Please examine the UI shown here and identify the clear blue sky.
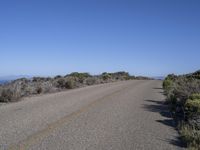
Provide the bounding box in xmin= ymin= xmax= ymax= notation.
xmin=0 ymin=0 xmax=200 ymax=77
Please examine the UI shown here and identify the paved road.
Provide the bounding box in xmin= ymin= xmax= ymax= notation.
xmin=0 ymin=80 xmax=184 ymax=150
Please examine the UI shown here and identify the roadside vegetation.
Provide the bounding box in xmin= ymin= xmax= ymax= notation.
xmin=163 ymin=70 xmax=200 ymax=149
xmin=0 ymin=71 xmax=151 ymax=103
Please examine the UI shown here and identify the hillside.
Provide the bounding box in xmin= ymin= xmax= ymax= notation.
xmin=0 ymin=72 xmax=151 ymax=103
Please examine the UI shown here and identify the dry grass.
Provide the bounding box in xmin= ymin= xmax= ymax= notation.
xmin=0 ymin=71 xmax=140 ymax=103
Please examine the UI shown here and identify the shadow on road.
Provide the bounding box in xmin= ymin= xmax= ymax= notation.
xmin=144 ymin=99 xmax=172 ymax=119
xmin=153 ymin=87 xmax=163 ymax=90
xmin=142 ymin=87 xmax=186 ymax=148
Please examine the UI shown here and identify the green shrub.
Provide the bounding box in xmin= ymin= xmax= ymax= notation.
xmin=189 ymin=94 xmax=200 ymax=100
xmin=163 ymin=77 xmax=200 ymax=106
xmin=165 ymin=74 xmax=177 ymax=81
xmin=67 ymin=72 xmax=91 ymax=78
xmin=163 ymin=79 xmax=173 ymax=91
xmin=110 ymin=72 xmax=130 ymax=80
xmin=36 ymin=87 xmax=43 ymax=94
xmin=56 ymin=78 xmax=75 ymax=89
xmin=101 ymin=71 xmax=132 ymax=81
xmin=192 ymin=70 xmax=200 ymax=79
xmin=130 ymin=75 xmax=136 ymax=79
xmin=0 ymin=89 xmax=13 ymax=102
xmin=33 ymin=77 xmax=48 ymax=82
xmin=85 ymin=77 xmax=98 ymax=85
xmin=180 ymin=124 xmax=200 ymax=150
xmin=102 ymin=73 xmax=111 ymax=80
xmin=56 ymin=78 xmax=66 ymax=88
xmin=163 ymin=71 xmax=200 ymax=149
xmin=64 ymin=80 xmax=75 ymax=89
xmin=54 ymin=75 xmax=62 ymax=79
xmin=66 ymin=72 xmax=91 ymax=83
xmin=185 ymin=98 xmax=200 ymax=118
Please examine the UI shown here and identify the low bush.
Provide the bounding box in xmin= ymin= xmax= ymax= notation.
xmin=175 ymin=78 xmax=200 ymax=102
xmin=100 ymin=71 xmax=133 ymax=81
xmin=185 ymin=98 xmax=200 ymax=117
xmin=32 ymin=77 xmax=51 ymax=82
xmin=164 ymin=76 xmax=200 ymax=106
xmin=0 ymin=88 xmax=21 ymax=102
xmin=187 ymin=70 xmax=200 ymax=80
xmin=163 ymin=70 xmax=200 ymax=149
xmin=64 ymin=79 xmax=75 ymax=89
xmin=0 ymin=89 xmax=13 ymax=102
xmin=101 ymin=73 xmax=111 ymax=80
xmin=184 ymin=94 xmax=200 ymax=130
xmin=54 ymin=75 xmax=62 ymax=79
xmin=36 ymin=87 xmax=43 ymax=94
xmin=189 ymin=94 xmax=200 ymax=100
xmin=66 ymin=72 xmax=91 ymax=83
xmin=0 ymin=71 xmax=149 ymax=103
xmin=163 ymin=79 xmax=173 ymax=92
xmin=85 ymin=77 xmax=98 ymax=85
xmin=67 ymin=72 xmax=91 ymax=78
xmin=56 ymin=78 xmax=76 ymax=89
xmin=56 ymin=78 xmax=66 ymax=89
xmin=180 ymin=124 xmax=200 ymax=150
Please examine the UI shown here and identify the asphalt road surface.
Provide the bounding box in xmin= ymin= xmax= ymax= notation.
xmin=0 ymin=80 xmax=184 ymax=150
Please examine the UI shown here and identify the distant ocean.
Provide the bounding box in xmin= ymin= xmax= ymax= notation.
xmin=0 ymin=75 xmax=30 ymax=85
xmin=0 ymin=80 xmax=8 ymax=85
xmin=153 ymin=76 xmax=165 ymax=80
